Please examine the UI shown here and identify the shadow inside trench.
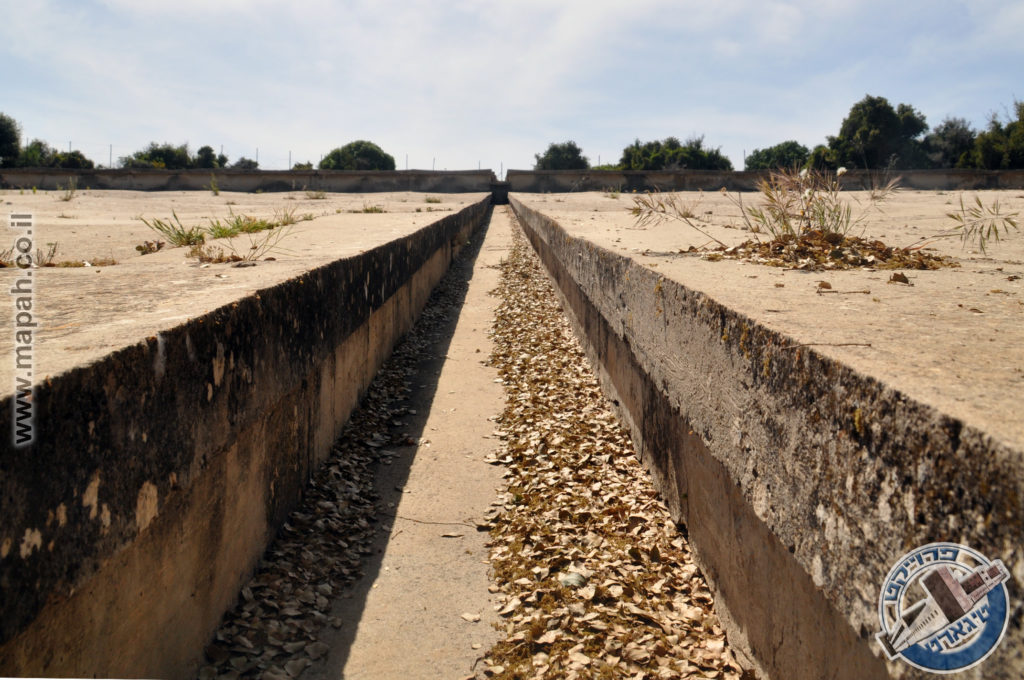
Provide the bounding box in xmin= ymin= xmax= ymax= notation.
xmin=308 ymin=206 xmax=496 ymax=676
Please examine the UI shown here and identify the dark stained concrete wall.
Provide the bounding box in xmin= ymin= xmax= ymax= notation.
xmin=0 ymin=199 xmax=491 ymax=678
xmin=509 ymin=195 xmax=1023 ymax=680
xmin=0 ymin=168 xmax=496 ymax=193
xmin=506 ymin=168 xmax=1024 ymax=192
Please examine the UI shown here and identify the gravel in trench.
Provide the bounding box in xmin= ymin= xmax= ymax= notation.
xmin=477 ymin=217 xmax=745 ymax=680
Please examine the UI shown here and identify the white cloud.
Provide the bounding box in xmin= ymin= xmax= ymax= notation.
xmin=1 ymin=0 xmax=1020 ymax=170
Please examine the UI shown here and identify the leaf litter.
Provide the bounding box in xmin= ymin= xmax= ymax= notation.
xmin=477 ymin=218 xmax=746 ymax=679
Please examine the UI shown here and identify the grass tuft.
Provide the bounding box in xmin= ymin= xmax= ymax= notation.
xmin=141 ymin=210 xmax=206 ymax=246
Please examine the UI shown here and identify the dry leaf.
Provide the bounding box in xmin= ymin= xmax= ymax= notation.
xmin=477 ymin=224 xmax=743 ymax=680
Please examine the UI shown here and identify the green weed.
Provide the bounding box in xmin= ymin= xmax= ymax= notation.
xmin=945 ymin=195 xmax=1019 ymax=253
xmin=141 ymin=211 xmax=206 ymax=246
xmin=190 ymin=225 xmax=294 ymax=263
xmin=274 ymin=206 xmax=298 ymax=226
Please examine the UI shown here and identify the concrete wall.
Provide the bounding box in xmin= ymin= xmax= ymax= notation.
xmin=509 ymin=196 xmax=1024 ymax=680
xmin=0 ymin=199 xmax=491 ymax=679
xmin=0 ymin=168 xmax=497 ymax=193
xmin=506 ymin=168 xmax=1024 ymax=192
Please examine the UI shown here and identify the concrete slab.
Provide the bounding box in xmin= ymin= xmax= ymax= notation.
xmin=0 ymin=190 xmax=488 ymax=390
xmin=513 ymin=189 xmax=1024 ymax=451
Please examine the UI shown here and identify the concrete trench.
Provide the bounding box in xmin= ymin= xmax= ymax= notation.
xmin=1 ymin=183 xmax=1021 ymax=679
xmin=0 ymin=199 xmax=492 ymax=677
xmin=506 ymin=195 xmax=1023 ymax=680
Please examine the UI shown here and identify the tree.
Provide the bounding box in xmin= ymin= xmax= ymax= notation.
xmin=619 ymin=136 xmax=732 ymax=171
xmin=744 ymin=140 xmax=810 ymax=170
xmin=121 ymin=142 xmax=192 ymax=169
xmin=534 ymin=141 xmax=589 ymax=170
xmin=15 ymin=139 xmax=94 ymax=168
xmin=967 ymin=101 xmax=1024 ymax=169
xmin=231 ymin=157 xmax=259 ymax=170
xmin=319 ymin=140 xmax=396 ymax=171
xmin=17 ymin=139 xmax=56 ymax=167
xmin=195 ymin=145 xmax=219 ymax=168
xmin=50 ymin=150 xmax=94 ymax=169
xmin=806 ymin=144 xmax=837 ymax=170
xmin=0 ymin=113 xmax=21 ymax=167
xmin=827 ymin=95 xmax=928 ymax=169
xmin=922 ymin=117 xmax=976 ymax=168
xmin=292 ymin=161 xmax=313 ymax=170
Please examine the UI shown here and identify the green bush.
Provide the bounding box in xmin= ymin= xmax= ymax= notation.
xmin=619 ymin=136 xmax=732 ymax=171
xmin=825 ymin=95 xmax=928 ymax=169
xmin=923 ymin=117 xmax=976 ymax=168
xmin=119 ymin=142 xmax=226 ymax=169
xmin=744 ymin=140 xmax=809 ymax=171
xmin=195 ymin=145 xmax=220 ymax=169
xmin=0 ymin=113 xmax=20 ymax=167
xmin=17 ymin=139 xmax=55 ymax=167
xmin=967 ymin=101 xmax=1024 ymax=169
xmin=50 ymin=150 xmax=94 ymax=169
xmin=121 ymin=142 xmax=192 ymax=169
xmin=534 ymin=141 xmax=589 ymax=170
xmin=319 ymin=141 xmax=396 ymax=171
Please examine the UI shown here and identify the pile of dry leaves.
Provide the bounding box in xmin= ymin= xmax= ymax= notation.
xmin=479 ymin=224 xmax=745 ymax=679
xmin=691 ymin=230 xmax=958 ymax=271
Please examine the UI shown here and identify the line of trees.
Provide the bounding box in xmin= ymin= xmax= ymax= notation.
xmin=7 ymin=99 xmax=1023 ymax=174
xmin=120 ymin=142 xmax=234 ymax=169
xmin=0 ymin=114 xmax=400 ymax=172
xmin=533 ymin=96 xmax=1024 ymax=173
xmin=746 ymin=95 xmax=1024 ymax=171
xmin=535 ymin=136 xmax=733 ymax=171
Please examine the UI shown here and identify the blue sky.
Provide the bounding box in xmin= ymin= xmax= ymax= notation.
xmin=2 ymin=0 xmax=1022 ymax=174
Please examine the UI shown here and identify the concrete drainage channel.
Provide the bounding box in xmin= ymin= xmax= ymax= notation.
xmin=2 ymin=184 xmax=1020 ymax=679
xmin=0 ymin=198 xmax=491 ymax=677
xmin=508 ymin=195 xmax=1023 ymax=680
xmin=195 ymin=207 xmax=746 ymax=680
xmin=0 ymin=198 xmax=749 ymax=680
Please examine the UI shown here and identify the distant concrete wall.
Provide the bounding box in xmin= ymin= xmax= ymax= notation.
xmin=0 ymin=168 xmax=497 ymax=193
xmin=506 ymin=168 xmax=1024 ymax=192
xmin=510 ymin=195 xmax=1023 ymax=680
xmin=0 ymin=199 xmax=491 ymax=679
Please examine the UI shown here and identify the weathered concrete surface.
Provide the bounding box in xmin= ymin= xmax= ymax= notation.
xmin=506 ymin=168 xmax=1024 ymax=193
xmin=509 ymin=191 xmax=1024 ymax=680
xmin=0 ymin=190 xmax=483 ymax=384
xmin=0 ymin=168 xmax=496 ymax=193
xmin=0 ymin=193 xmax=490 ymax=678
